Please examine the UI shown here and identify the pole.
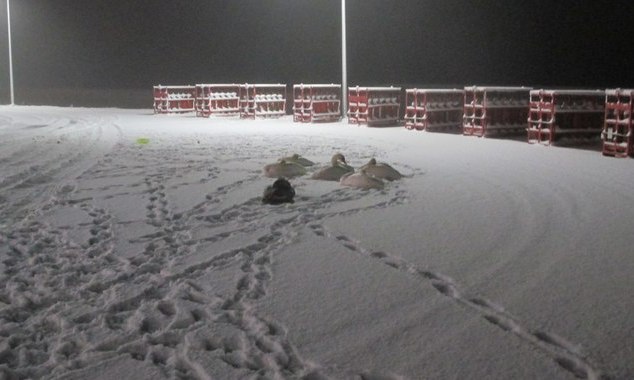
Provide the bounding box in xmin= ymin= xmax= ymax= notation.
xmin=341 ymin=0 xmax=347 ymax=118
xmin=7 ymin=0 xmax=15 ymax=105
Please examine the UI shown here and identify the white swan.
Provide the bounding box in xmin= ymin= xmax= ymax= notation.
xmin=360 ymin=158 xmax=402 ymax=181
xmin=311 ymin=153 xmax=354 ymax=181
xmin=282 ymin=153 xmax=315 ymax=167
xmin=339 ymin=169 xmax=384 ymax=190
xmin=263 ymin=159 xmax=307 ymax=178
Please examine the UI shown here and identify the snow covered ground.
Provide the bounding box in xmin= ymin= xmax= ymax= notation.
xmin=0 ymin=106 xmax=633 ymax=380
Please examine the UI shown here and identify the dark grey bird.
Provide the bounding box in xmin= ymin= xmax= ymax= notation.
xmin=262 ymin=178 xmax=296 ymax=205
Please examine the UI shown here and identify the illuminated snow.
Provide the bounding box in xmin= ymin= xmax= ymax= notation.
xmin=0 ymin=106 xmax=633 ymax=380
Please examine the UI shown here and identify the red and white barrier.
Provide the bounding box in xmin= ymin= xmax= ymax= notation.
xmin=348 ymin=86 xmax=401 ymax=126
xmin=463 ymin=86 xmax=531 ymax=137
xmin=405 ymin=89 xmax=464 ymax=132
xmin=239 ymin=84 xmax=287 ymax=119
xmin=153 ymin=85 xmax=196 ymax=114
xmin=527 ymin=89 xmax=604 ymax=145
xmin=195 ymin=84 xmax=240 ymax=117
xmin=602 ymin=89 xmax=634 ymax=157
xmin=293 ymin=84 xmax=341 ymax=123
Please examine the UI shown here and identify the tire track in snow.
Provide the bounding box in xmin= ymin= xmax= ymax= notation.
xmin=308 ymin=223 xmax=610 ymax=380
xmin=0 ymin=114 xmax=121 ymax=223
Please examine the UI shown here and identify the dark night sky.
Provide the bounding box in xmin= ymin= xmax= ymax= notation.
xmin=1 ymin=0 xmax=634 ymax=106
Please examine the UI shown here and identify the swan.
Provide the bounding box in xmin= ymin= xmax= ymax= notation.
xmin=282 ymin=153 xmax=315 ymax=167
xmin=263 ymin=159 xmax=306 ymax=178
xmin=339 ymin=169 xmax=384 ymax=190
xmin=311 ymin=153 xmax=354 ymax=181
xmin=360 ymin=158 xmax=402 ymax=181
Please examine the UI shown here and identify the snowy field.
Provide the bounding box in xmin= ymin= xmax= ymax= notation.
xmin=1 ymin=106 xmax=633 ymax=380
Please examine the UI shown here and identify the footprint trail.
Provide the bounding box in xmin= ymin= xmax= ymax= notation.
xmin=309 ymin=223 xmax=609 ymax=380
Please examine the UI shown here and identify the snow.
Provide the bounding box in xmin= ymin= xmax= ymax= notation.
xmin=1 ymin=106 xmax=633 ymax=380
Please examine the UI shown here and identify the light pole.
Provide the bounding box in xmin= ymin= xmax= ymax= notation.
xmin=6 ymin=0 xmax=14 ymax=105
xmin=341 ymin=0 xmax=347 ymax=118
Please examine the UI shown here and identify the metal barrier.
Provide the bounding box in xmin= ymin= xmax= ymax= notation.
xmin=602 ymin=89 xmax=634 ymax=157
xmin=293 ymin=84 xmax=341 ymax=123
xmin=195 ymin=84 xmax=240 ymax=117
xmin=239 ymin=84 xmax=287 ymax=119
xmin=405 ymin=89 xmax=464 ymax=132
xmin=463 ymin=86 xmax=531 ymax=137
xmin=348 ymin=86 xmax=401 ymax=126
xmin=153 ymin=85 xmax=196 ymax=114
xmin=527 ymin=89 xmax=604 ymax=145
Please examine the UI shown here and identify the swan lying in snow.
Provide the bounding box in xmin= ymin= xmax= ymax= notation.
xmin=360 ymin=158 xmax=402 ymax=181
xmin=281 ymin=153 xmax=315 ymax=167
xmin=311 ymin=153 xmax=354 ymax=181
xmin=340 ymin=169 xmax=384 ymax=190
xmin=263 ymin=159 xmax=307 ymax=178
